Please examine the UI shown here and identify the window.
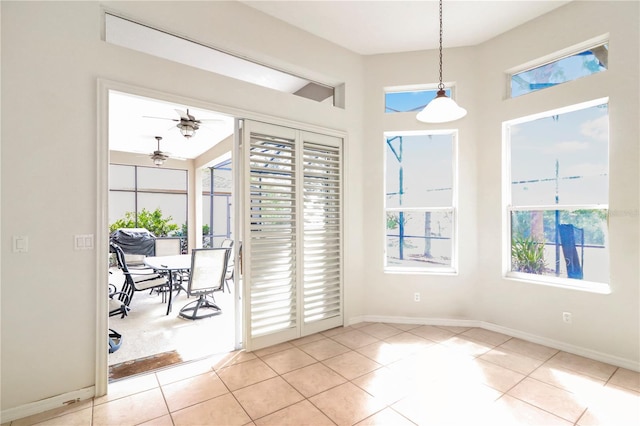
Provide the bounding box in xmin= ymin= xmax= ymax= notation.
xmin=510 ymin=43 xmax=608 ymax=97
xmin=385 ymin=88 xmax=451 ymax=113
xmin=385 ymin=131 xmax=457 ymax=272
xmin=505 ymin=99 xmax=609 ymax=291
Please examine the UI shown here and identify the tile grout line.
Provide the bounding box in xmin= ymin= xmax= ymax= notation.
xmin=16 ymin=325 xmax=635 ymax=426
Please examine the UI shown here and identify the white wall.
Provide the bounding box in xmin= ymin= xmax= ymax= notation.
xmin=0 ymin=0 xmax=365 ymax=412
xmin=362 ymin=0 xmax=639 ymax=365
xmin=474 ymin=0 xmax=639 ymax=364
xmin=362 ymin=46 xmax=481 ymax=320
xmin=2 ymin=0 xmax=637 ymax=417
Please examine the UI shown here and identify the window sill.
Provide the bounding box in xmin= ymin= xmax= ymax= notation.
xmin=505 ymin=272 xmax=611 ymax=294
xmin=385 ymin=267 xmax=458 ymax=276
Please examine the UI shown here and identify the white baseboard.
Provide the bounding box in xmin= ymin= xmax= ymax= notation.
xmin=0 ymin=386 xmax=95 ymax=424
xmin=351 ymin=315 xmax=640 ymax=372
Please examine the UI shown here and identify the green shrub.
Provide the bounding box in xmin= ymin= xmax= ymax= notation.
xmin=511 ymin=235 xmax=547 ymax=274
xmin=109 ymin=208 xmax=179 ymax=237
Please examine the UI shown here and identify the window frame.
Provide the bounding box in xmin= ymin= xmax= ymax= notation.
xmin=502 ymin=98 xmax=610 ymax=294
xmin=383 ymin=130 xmax=459 ymax=274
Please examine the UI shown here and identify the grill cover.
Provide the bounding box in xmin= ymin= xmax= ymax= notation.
xmin=110 ymin=228 xmax=156 ymax=256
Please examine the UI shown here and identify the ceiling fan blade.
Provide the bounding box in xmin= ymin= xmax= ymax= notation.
xmin=143 ymin=115 xmax=179 ymax=122
xmin=175 ymin=109 xmax=191 ymax=121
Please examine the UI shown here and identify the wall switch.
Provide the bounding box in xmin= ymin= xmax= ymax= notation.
xmin=562 ymin=312 xmax=572 ymax=324
xmin=414 ymin=292 xmax=421 ymax=302
xmin=13 ymin=236 xmax=28 ymax=253
xmin=74 ymin=234 xmax=94 ymax=250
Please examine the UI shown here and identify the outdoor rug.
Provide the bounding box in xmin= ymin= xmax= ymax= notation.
xmin=109 ymin=350 xmax=183 ymax=381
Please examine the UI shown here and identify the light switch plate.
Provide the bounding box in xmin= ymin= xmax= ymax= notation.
xmin=74 ymin=234 xmax=94 ymax=250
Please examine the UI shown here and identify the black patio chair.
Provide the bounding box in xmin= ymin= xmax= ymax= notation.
xmin=110 ymin=241 xmax=170 ymax=310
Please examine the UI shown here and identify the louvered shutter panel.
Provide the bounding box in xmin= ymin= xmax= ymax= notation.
xmin=301 ymin=134 xmax=342 ymax=333
xmin=240 ymin=121 xmax=342 ymax=350
xmin=245 ymin=124 xmax=299 ymax=346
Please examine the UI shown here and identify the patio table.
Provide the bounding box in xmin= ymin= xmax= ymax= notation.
xmin=144 ymin=254 xmax=191 ymax=315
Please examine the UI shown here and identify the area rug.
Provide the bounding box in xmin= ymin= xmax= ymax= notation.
xmin=109 ymin=350 xmax=183 ymax=381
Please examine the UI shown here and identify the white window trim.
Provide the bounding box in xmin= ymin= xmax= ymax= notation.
xmin=506 ymin=34 xmax=610 ymax=76
xmin=383 ymin=130 xmax=459 ymax=274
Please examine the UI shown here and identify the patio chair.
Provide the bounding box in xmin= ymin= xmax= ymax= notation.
xmin=179 ymin=248 xmax=230 ymax=320
xmin=109 ymin=280 xmax=130 ymax=318
xmin=155 ymin=237 xmax=187 ymax=290
xmin=110 ymin=241 xmax=170 ymax=309
xmin=220 ymin=239 xmax=234 ymax=293
xmin=155 ymin=237 xmax=182 ymax=256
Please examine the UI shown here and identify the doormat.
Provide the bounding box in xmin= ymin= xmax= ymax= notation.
xmin=109 ymin=350 xmax=183 ymax=381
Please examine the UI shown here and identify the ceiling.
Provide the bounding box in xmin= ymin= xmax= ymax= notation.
xmin=241 ymin=0 xmax=571 ymax=55
xmin=109 ymin=1 xmax=571 ymax=162
xmin=109 ymin=91 xmax=234 ymax=163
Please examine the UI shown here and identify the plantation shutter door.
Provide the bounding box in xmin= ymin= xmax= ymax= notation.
xmin=242 ymin=121 xmax=299 ymax=349
xmin=240 ymin=121 xmax=343 ymax=351
xmin=300 ymin=132 xmax=343 ymax=335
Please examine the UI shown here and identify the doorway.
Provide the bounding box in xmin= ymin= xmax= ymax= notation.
xmin=105 ymin=87 xmax=239 ymax=381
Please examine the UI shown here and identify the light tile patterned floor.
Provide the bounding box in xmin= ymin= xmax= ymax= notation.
xmin=7 ymin=323 xmax=640 ymax=426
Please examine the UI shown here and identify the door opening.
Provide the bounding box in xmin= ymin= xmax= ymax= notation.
xmin=105 ymin=88 xmax=239 ymax=382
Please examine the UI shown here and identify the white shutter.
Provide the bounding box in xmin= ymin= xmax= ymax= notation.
xmin=241 ymin=121 xmax=342 ymax=350
xmin=301 ymin=133 xmax=343 ymax=334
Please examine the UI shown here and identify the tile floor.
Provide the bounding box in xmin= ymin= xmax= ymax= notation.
xmin=6 ymin=323 xmax=640 ymax=426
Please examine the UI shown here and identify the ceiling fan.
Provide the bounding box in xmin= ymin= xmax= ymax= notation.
xmin=150 ymin=136 xmax=170 ymax=166
xmin=144 ymin=108 xmax=223 ymax=139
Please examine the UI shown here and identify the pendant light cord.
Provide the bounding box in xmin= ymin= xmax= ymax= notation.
xmin=438 ymin=0 xmax=444 ymax=91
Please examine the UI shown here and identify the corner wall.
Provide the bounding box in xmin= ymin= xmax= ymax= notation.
xmin=362 ymin=0 xmax=639 ymax=366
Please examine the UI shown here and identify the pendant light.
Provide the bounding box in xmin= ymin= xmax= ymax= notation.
xmin=417 ymin=0 xmax=467 ymax=123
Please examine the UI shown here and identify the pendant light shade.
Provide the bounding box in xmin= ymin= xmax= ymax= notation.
xmin=417 ymin=0 xmax=467 ymax=124
xmin=416 ymin=89 xmax=467 ymax=123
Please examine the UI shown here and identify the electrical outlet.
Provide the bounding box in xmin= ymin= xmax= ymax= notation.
xmin=414 ymin=292 xmax=421 ymax=302
xmin=562 ymin=312 xmax=572 ymax=324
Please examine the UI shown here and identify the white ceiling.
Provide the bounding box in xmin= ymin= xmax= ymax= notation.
xmin=241 ymin=0 xmax=571 ymax=55
xmin=109 ymin=1 xmax=571 ymax=162
xmin=109 ymin=91 xmax=234 ymax=162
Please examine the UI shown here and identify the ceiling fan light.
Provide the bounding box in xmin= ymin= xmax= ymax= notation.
xmin=416 ymin=90 xmax=467 ymax=123
xmin=177 ymin=123 xmax=195 ymax=138
xmin=153 ymin=157 xmax=165 ymax=167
